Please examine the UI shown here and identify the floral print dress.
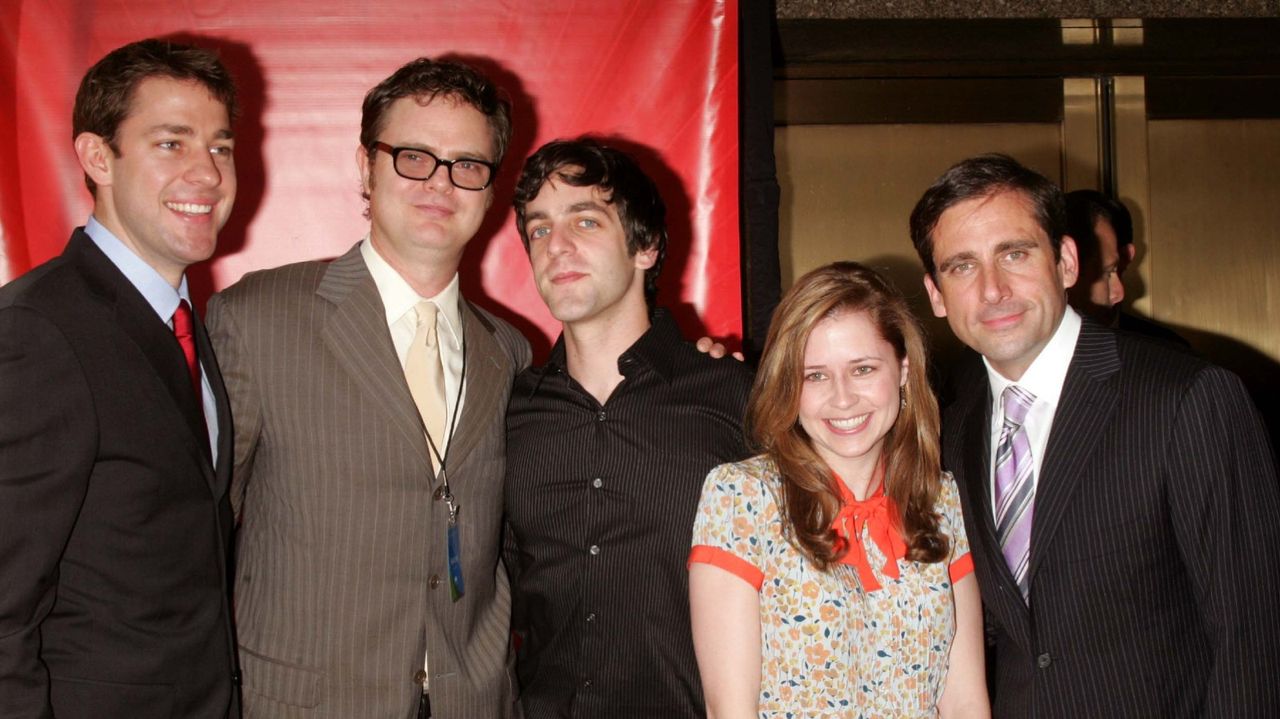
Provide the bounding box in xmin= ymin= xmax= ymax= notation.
xmin=689 ymin=455 xmax=972 ymax=718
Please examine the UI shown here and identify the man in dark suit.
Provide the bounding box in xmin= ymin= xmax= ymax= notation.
xmin=207 ymin=58 xmax=528 ymax=717
xmin=0 ymin=40 xmax=240 ymax=717
xmin=910 ymin=154 xmax=1280 ymax=718
xmin=1064 ymin=189 xmax=1190 ymax=347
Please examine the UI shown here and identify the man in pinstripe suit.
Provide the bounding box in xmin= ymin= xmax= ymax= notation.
xmin=207 ymin=58 xmax=528 ymax=718
xmin=911 ymin=154 xmax=1280 ymax=717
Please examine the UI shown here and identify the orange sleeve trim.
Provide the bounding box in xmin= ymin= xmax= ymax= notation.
xmin=949 ymin=552 xmax=975 ymax=583
xmin=689 ymin=545 xmax=764 ymax=591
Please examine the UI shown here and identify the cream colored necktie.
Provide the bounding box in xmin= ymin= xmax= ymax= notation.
xmin=405 ymin=301 xmax=447 ymax=456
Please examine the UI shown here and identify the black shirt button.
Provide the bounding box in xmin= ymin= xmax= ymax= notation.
xmin=429 ymin=574 xmax=441 ymax=589
xmin=414 ymin=669 xmax=428 ymax=684
xmin=582 ymin=678 xmax=592 ymax=688
xmin=586 ymin=612 xmax=597 ymax=623
xmin=596 ymin=411 xmax=606 ymax=421
xmin=1037 ymin=652 xmax=1052 ymax=669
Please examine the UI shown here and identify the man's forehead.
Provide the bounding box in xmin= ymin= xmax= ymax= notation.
xmin=120 ymin=76 xmax=231 ymax=131
xmin=934 ymin=190 xmax=1044 ymax=251
xmin=384 ymin=93 xmax=492 ymax=148
xmin=541 ymin=171 xmax=611 ymax=203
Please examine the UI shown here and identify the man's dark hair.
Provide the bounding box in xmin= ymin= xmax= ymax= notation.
xmin=359 ymin=57 xmax=512 ymax=166
xmin=513 ymin=137 xmax=668 ymax=305
xmin=1066 ymin=189 xmax=1134 ymax=266
xmin=72 ymin=38 xmax=238 ymax=195
xmin=909 ymin=153 xmax=1067 ymax=279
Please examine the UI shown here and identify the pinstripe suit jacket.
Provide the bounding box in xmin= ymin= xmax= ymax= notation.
xmin=207 ymin=243 xmax=530 ymax=718
xmin=943 ymin=318 xmax=1280 ymax=718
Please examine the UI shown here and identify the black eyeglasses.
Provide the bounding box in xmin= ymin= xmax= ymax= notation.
xmin=372 ymin=142 xmax=495 ymax=191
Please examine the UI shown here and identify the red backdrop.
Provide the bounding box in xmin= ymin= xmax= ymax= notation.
xmin=0 ymin=0 xmax=741 ymax=357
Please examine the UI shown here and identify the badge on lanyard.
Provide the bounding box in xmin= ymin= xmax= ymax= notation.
xmin=440 ymin=478 xmax=465 ymax=601
xmin=427 ymin=314 xmax=466 ymax=602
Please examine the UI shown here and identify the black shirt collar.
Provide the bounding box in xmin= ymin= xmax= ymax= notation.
xmin=542 ymin=307 xmax=682 ymax=386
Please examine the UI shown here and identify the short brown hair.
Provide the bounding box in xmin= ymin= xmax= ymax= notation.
xmin=359 ymin=57 xmax=512 ymax=164
xmin=73 ymin=38 xmax=238 ymax=194
xmin=909 ymin=153 xmax=1066 ymax=280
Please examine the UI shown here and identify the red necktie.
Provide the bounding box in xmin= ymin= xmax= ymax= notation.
xmin=172 ymin=299 xmax=202 ymax=405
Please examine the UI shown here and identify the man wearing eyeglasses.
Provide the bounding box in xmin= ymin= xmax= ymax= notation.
xmin=207 ymin=58 xmax=529 ymax=718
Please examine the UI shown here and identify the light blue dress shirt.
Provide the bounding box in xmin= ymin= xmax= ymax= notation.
xmin=84 ymin=217 xmax=219 ymax=463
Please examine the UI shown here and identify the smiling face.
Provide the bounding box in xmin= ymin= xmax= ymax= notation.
xmin=523 ymin=176 xmax=656 ymax=328
xmin=798 ymin=310 xmax=908 ymax=483
xmin=77 ymin=76 xmax=235 ymax=287
xmin=359 ymin=94 xmax=495 ymax=275
xmin=923 ymin=189 xmax=1078 ymax=381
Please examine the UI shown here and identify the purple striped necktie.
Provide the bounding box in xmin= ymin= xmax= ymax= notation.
xmin=994 ymin=384 xmax=1036 ymax=602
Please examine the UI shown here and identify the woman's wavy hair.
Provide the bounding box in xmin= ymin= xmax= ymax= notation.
xmin=747 ymin=261 xmax=948 ymax=571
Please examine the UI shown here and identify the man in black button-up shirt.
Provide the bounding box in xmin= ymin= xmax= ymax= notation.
xmin=504 ymin=138 xmax=752 ymax=718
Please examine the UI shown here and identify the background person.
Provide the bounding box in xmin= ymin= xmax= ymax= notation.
xmin=1064 ymin=189 xmax=1188 ymax=346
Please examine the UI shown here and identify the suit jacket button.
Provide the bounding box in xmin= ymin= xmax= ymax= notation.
xmin=429 ymin=574 xmax=441 ymax=589
xmin=414 ymin=669 xmax=428 ymax=685
xmin=1037 ymin=652 xmax=1052 ymax=669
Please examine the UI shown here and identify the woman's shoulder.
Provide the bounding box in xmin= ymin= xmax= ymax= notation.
xmin=708 ymin=454 xmax=781 ymax=486
xmin=702 ymin=454 xmax=785 ymax=505
xmin=937 ymin=471 xmax=962 ymax=505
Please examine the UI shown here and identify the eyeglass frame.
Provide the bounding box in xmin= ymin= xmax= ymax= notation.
xmin=370 ymin=141 xmax=496 ymax=191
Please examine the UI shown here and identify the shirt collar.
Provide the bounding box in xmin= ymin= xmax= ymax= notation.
xmin=84 ymin=216 xmax=189 ymax=321
xmin=544 ymin=307 xmax=682 ymax=383
xmin=984 ymin=305 xmax=1082 ymax=412
xmin=361 ymin=236 xmax=463 ymax=350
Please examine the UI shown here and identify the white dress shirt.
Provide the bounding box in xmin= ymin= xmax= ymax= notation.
xmin=361 ymin=238 xmax=466 ymax=455
xmin=985 ymin=306 xmax=1083 ymax=508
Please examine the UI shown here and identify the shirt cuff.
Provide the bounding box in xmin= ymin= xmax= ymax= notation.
xmin=689 ymin=545 xmax=764 ymax=590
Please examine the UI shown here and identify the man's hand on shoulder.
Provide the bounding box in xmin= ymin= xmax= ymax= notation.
xmin=695 ymin=336 xmax=744 ymax=362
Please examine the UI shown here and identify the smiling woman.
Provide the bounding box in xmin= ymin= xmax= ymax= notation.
xmin=688 ymin=261 xmax=991 ymax=719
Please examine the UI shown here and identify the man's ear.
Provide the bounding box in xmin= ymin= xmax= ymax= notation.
xmin=74 ymin=133 xmax=113 ymax=190
xmin=633 ymin=244 xmax=658 ymax=270
xmin=923 ymin=273 xmax=948 ymax=319
xmin=1059 ymin=234 xmax=1080 ymax=289
xmin=356 ymin=144 xmax=373 ymax=196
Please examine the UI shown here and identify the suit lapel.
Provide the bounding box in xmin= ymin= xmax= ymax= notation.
xmin=318 ymin=245 xmax=434 ymax=474
xmin=1028 ymin=320 xmax=1122 ymax=580
xmin=68 ymin=232 xmax=213 ymax=473
xmin=955 ymin=373 xmax=1033 ymax=629
xmin=195 ymin=309 xmax=231 ymax=494
xmin=443 ymin=301 xmax=511 ymax=475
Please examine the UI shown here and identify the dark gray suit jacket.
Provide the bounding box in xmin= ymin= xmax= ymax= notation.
xmin=0 ymin=230 xmax=238 ymax=719
xmin=207 ymin=243 xmax=530 ymax=718
xmin=944 ymin=318 xmax=1280 ymax=718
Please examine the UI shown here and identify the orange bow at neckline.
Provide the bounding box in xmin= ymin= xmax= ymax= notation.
xmin=831 ymin=471 xmax=906 ymax=593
